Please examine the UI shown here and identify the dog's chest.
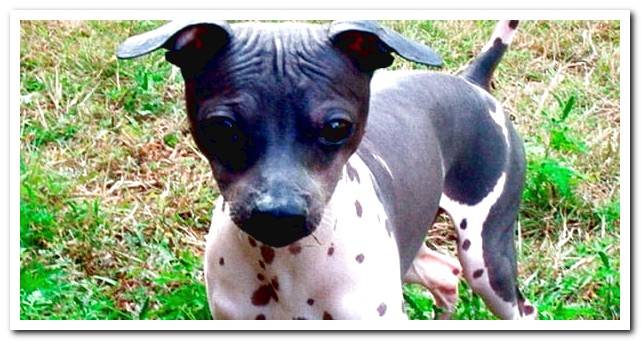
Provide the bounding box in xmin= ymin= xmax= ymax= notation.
xmin=204 ymin=154 xmax=405 ymax=320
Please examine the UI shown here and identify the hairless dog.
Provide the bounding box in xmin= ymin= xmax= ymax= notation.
xmin=118 ymin=20 xmax=536 ymax=320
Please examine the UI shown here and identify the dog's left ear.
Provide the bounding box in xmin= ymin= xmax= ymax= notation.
xmin=117 ymin=20 xmax=232 ymax=74
xmin=328 ymin=20 xmax=442 ymax=71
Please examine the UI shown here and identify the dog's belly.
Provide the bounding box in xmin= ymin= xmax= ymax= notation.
xmin=204 ymin=154 xmax=405 ymax=320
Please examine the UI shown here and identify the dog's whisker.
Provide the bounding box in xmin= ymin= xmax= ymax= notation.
xmin=311 ymin=233 xmax=321 ymax=246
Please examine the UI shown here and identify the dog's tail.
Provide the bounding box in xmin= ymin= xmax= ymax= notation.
xmin=460 ymin=20 xmax=519 ymax=92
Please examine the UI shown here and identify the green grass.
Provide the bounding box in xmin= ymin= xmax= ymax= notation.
xmin=19 ymin=20 xmax=621 ymax=320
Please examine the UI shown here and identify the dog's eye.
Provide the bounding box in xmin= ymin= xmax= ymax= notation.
xmin=202 ymin=116 xmax=242 ymax=145
xmin=319 ymin=118 xmax=353 ymax=146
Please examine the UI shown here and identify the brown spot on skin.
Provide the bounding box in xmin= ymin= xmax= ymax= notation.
xmin=307 ymin=298 xmax=314 ymax=306
xmin=256 ymin=314 xmax=266 ymax=319
xmin=452 ymin=268 xmax=460 ymax=276
xmin=257 ymin=273 xmax=265 ymax=281
xmin=328 ymin=244 xmax=335 ymax=256
xmin=288 ymin=243 xmax=302 ymax=255
xmin=355 ymin=254 xmax=365 ymax=263
xmin=524 ymin=305 xmax=535 ymax=315
xmin=493 ymin=37 xmax=503 ymax=48
xmin=346 ymin=162 xmax=360 ymax=183
xmin=473 ymin=269 xmax=484 ymax=279
xmin=251 ymin=284 xmax=279 ymax=306
xmin=219 ymin=257 xmax=224 ymax=266
xmin=462 ymin=239 xmax=471 ymax=251
xmin=258 ymin=260 xmax=266 ymax=269
xmin=377 ymin=303 xmax=387 ymax=316
xmin=509 ymin=20 xmax=519 ymax=29
xmin=293 ymin=316 xmax=307 ymax=320
xmin=460 ymin=219 xmax=467 ymax=230
xmin=248 ymin=237 xmax=257 ymax=248
xmin=260 ymin=245 xmax=275 ymax=264
xmin=271 ymin=277 xmax=280 ymax=291
xmin=355 ymin=200 xmax=362 ymax=217
xmin=322 ymin=311 xmax=333 ymax=320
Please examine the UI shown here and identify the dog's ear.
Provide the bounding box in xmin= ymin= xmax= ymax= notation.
xmin=328 ymin=20 xmax=442 ymax=71
xmin=117 ymin=20 xmax=232 ymax=71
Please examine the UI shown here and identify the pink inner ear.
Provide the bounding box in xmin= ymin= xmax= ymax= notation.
xmin=174 ymin=26 xmax=204 ymax=50
xmin=346 ymin=33 xmax=365 ymax=54
xmin=341 ymin=31 xmax=379 ymax=59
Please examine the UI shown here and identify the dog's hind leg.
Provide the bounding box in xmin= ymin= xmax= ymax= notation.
xmin=440 ymin=169 xmax=536 ymax=320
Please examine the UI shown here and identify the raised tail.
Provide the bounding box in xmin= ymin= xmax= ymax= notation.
xmin=461 ymin=20 xmax=519 ymax=92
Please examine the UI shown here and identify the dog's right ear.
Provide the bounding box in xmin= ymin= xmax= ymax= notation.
xmin=117 ymin=20 xmax=232 ymax=71
xmin=328 ymin=20 xmax=442 ymax=71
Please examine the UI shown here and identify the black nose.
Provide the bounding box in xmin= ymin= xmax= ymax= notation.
xmin=241 ymin=197 xmax=311 ymax=247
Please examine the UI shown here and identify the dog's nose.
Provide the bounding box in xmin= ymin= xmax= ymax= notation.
xmin=243 ymin=195 xmax=310 ymax=247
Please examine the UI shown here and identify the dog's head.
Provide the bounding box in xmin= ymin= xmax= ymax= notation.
xmin=118 ymin=20 xmax=441 ymax=247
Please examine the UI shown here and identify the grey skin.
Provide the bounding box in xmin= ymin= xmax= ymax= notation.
xmin=117 ymin=20 xmax=529 ymax=317
xmin=363 ymin=72 xmax=526 ymax=304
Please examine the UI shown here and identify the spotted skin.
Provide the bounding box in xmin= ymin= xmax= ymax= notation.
xmin=119 ymin=19 xmax=535 ymax=320
xmin=440 ymin=174 xmax=534 ymax=319
xmin=205 ymin=153 xmax=406 ymax=319
xmin=203 ymin=70 xmax=536 ymax=320
xmin=366 ymin=64 xmax=536 ymax=319
xmin=437 ymin=83 xmax=536 ymax=320
xmin=195 ymin=20 xmax=535 ymax=320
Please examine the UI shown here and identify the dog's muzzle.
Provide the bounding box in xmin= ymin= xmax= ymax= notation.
xmin=240 ymin=194 xmax=313 ymax=247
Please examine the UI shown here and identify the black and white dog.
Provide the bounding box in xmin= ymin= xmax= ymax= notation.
xmin=118 ymin=20 xmax=536 ymax=320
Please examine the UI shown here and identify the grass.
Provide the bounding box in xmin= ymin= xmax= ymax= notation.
xmin=19 ymin=20 xmax=621 ymax=320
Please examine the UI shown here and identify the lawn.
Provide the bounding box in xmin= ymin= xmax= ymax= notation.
xmin=19 ymin=20 xmax=621 ymax=320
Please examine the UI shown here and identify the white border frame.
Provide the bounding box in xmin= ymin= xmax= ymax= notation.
xmin=9 ymin=9 xmax=631 ymax=331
